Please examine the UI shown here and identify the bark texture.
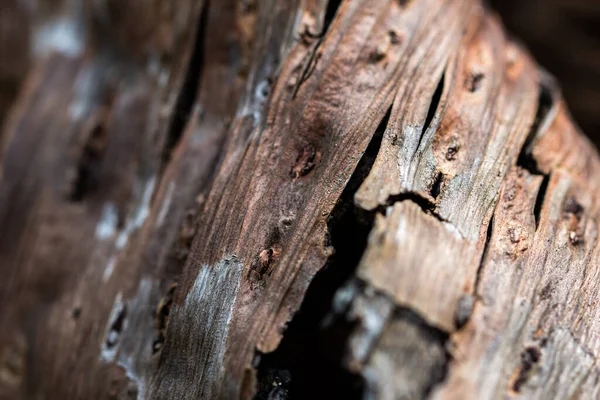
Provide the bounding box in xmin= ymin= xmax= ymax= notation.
xmin=1 ymin=1 xmax=600 ymax=399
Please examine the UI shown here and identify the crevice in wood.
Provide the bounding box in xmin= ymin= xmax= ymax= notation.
xmin=292 ymin=0 xmax=340 ymax=99
xmin=517 ymin=79 xmax=555 ymax=175
xmin=160 ymin=0 xmax=210 ymax=170
xmin=417 ymin=71 xmax=445 ymax=152
xmin=429 ymin=170 xmax=445 ymax=200
xmin=473 ymin=213 xmax=494 ymax=303
xmin=163 ymin=208 xmax=199 ymax=277
xmin=254 ymin=104 xmax=392 ymax=400
xmin=152 ymin=283 xmax=177 ymax=354
xmin=381 ymin=193 xmax=448 ymax=223
xmin=516 ymin=79 xmax=554 ymax=231
xmin=533 ymin=173 xmax=550 ymax=230
xmin=69 ymin=122 xmax=109 ymax=202
xmin=105 ymin=304 xmax=127 ymax=350
xmin=292 ymin=42 xmax=322 ymax=100
xmin=324 ymin=0 xmax=342 ymax=33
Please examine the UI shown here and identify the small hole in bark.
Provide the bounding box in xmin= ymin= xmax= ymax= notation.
xmin=512 ymin=346 xmax=541 ymax=392
xmin=153 ymin=284 xmax=177 ymax=354
xmin=446 ymin=144 xmax=459 ymax=161
xmin=397 ymin=0 xmax=411 ymax=7
xmin=388 ymin=30 xmax=401 ymax=45
xmin=106 ymin=306 xmax=127 ymax=348
xmin=565 ymin=197 xmax=584 ymax=219
xmin=257 ymin=78 xmax=271 ymax=100
xmin=539 ymin=282 xmax=553 ymax=300
xmin=72 ymin=307 xmax=82 ymax=319
xmin=248 ymin=245 xmax=281 ymax=287
xmin=70 ymin=123 xmax=107 ymax=202
xmin=465 ymin=72 xmax=484 ymax=92
xmin=429 ymin=171 xmax=444 ymax=199
xmin=368 ymin=47 xmax=386 ymax=63
xmin=291 ymin=144 xmax=319 ymax=178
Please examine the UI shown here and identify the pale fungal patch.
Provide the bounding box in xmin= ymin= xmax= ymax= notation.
xmin=115 ymin=278 xmax=154 ymax=400
xmin=159 ymin=70 xmax=170 ymax=87
xmin=399 ymin=125 xmax=424 ymax=186
xmin=154 ymin=257 xmax=243 ymax=398
xmin=157 ymin=182 xmax=176 ymax=227
xmin=98 ymin=279 xmax=156 ymax=400
xmin=68 ymin=102 xmax=86 ymax=121
xmin=182 ymin=258 xmax=243 ymax=397
xmin=332 ymin=282 xmax=359 ymax=314
xmin=101 ymin=292 xmax=125 ymax=362
xmin=394 ymin=213 xmax=407 ymax=244
xmin=69 ymin=66 xmax=98 ymax=121
xmin=322 ymin=281 xmax=359 ymax=328
xmin=96 ymin=203 xmax=119 ymax=240
xmin=442 ymin=220 xmax=464 ymax=240
xmin=100 ymin=178 xmax=156 ymax=282
xmin=116 ymin=177 xmax=156 ymax=250
xmin=33 ymin=17 xmax=83 ymax=58
xmin=147 ymin=55 xmax=161 ymax=76
xmin=103 ymin=256 xmax=117 ymax=282
xmin=347 ymin=294 xmax=392 ymax=366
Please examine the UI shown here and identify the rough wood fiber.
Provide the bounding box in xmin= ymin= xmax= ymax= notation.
xmin=1 ymin=0 xmax=600 ymax=399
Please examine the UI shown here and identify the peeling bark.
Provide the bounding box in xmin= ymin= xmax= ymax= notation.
xmin=1 ymin=1 xmax=600 ymax=399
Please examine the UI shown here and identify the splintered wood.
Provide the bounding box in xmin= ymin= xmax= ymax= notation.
xmin=1 ymin=0 xmax=599 ymax=399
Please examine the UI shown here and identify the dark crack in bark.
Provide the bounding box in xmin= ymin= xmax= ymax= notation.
xmin=254 ymin=104 xmax=392 ymax=400
xmin=160 ymin=0 xmax=210 ymax=170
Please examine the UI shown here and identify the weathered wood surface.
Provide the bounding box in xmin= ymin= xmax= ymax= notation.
xmin=1 ymin=1 xmax=600 ymax=399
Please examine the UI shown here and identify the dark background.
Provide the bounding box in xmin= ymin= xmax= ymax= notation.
xmin=490 ymin=0 xmax=600 ymax=148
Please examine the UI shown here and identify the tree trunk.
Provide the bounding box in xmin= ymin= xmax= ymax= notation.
xmin=1 ymin=1 xmax=599 ymax=399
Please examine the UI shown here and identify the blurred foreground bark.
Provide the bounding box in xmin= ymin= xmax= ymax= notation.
xmin=1 ymin=1 xmax=600 ymax=399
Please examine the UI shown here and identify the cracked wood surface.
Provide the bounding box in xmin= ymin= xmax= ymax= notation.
xmin=1 ymin=0 xmax=600 ymax=399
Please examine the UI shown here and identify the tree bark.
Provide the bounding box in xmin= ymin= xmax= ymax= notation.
xmin=1 ymin=1 xmax=599 ymax=399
